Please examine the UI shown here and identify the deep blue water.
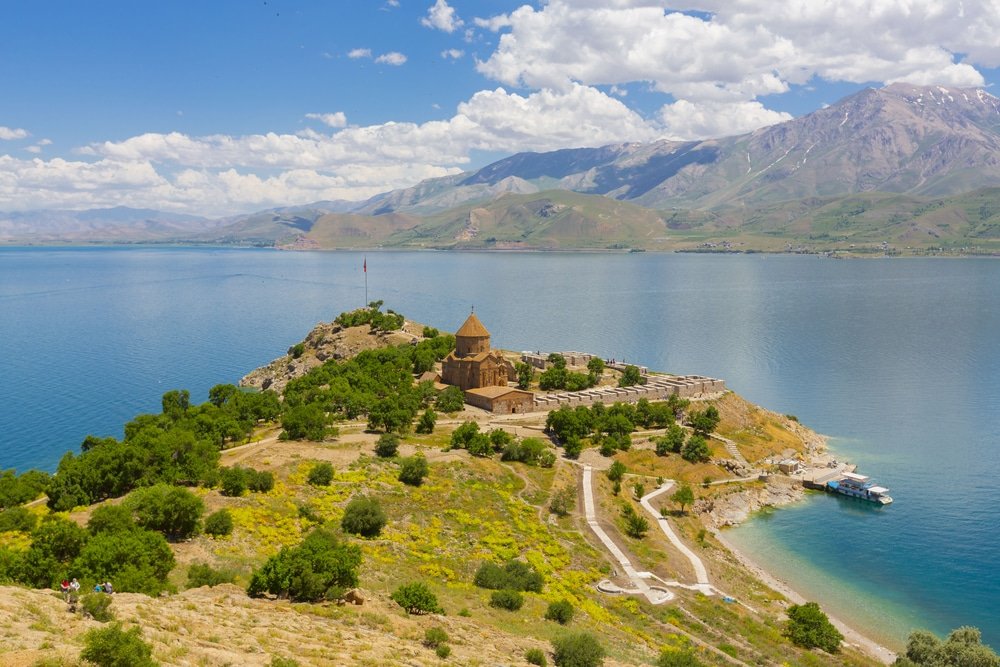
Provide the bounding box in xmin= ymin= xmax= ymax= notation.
xmin=2 ymin=246 xmax=998 ymax=649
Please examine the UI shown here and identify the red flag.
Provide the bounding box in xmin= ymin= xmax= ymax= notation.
xmin=363 ymin=257 xmax=367 ymax=273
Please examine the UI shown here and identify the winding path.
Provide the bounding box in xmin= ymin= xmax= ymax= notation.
xmin=639 ymin=482 xmax=714 ymax=595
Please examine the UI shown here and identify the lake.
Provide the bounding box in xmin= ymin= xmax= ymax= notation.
xmin=2 ymin=246 xmax=998 ymax=649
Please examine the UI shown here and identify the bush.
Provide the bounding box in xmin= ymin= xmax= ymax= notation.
xmin=436 ymin=644 xmax=451 ymax=659
xmin=340 ymin=496 xmax=387 ymax=538
xmin=415 ymin=408 xmax=437 ymax=434
xmin=621 ymin=504 xmax=649 ymax=539
xmin=280 ymin=404 xmax=332 ymax=441
xmin=606 ymin=460 xmax=626 ymax=482
xmin=449 ymin=421 xmax=480 ymax=450
xmin=0 ymin=506 xmax=37 ymax=533
xmin=247 ymin=527 xmax=361 ymax=602
xmin=270 ymin=658 xmax=300 ymax=667
xmin=81 ymin=591 xmax=114 ymax=622
xmin=423 ymin=627 xmax=449 ymax=648
xmin=398 ymin=454 xmax=429 ymax=486
xmin=307 ymin=462 xmax=334 ymax=487
xmin=474 ymin=560 xmax=543 ymax=592
xmin=374 ymin=433 xmax=400 ymax=458
xmin=681 ymin=434 xmax=711 ymax=464
xmin=545 ymin=599 xmax=574 ymax=625
xmin=87 ymin=505 xmax=136 ymax=535
xmin=539 ymin=450 xmax=556 ymax=468
xmin=72 ymin=528 xmax=175 ymax=596
xmin=187 ymin=562 xmax=237 ymax=588
xmin=80 ymin=622 xmax=156 ymax=667
xmin=549 ymin=487 xmax=575 ymax=517
xmin=489 ymin=589 xmax=524 ymax=611
xmin=390 ymin=581 xmax=443 ymax=615
xmin=219 ymin=466 xmax=248 ymax=497
xmin=247 ymin=469 xmax=275 ymax=493
xmin=289 ymin=342 xmax=306 ymax=359
xmin=526 ymin=647 xmax=548 ymax=666
xmin=203 ymin=509 xmax=234 ymax=537
xmin=552 ymin=632 xmax=605 ymax=667
xmin=657 ymin=648 xmax=702 ymax=666
xmin=786 ymin=601 xmax=843 ymax=653
xmin=124 ymin=484 xmax=204 ymax=540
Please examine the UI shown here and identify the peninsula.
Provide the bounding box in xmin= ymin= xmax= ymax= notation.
xmin=4 ymin=304 xmax=991 ymax=666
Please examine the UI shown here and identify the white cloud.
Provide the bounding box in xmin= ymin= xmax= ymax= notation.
xmin=0 ymin=127 xmax=29 ymax=140
xmin=375 ymin=52 xmax=407 ymax=66
xmin=347 ymin=48 xmax=371 ymax=59
xmin=421 ymin=0 xmax=463 ymax=33
xmin=305 ymin=112 xmax=348 ymax=128
xmin=441 ymin=48 xmax=464 ymax=60
xmin=658 ymin=100 xmax=792 ymax=140
xmin=476 ymin=0 xmax=997 ymax=102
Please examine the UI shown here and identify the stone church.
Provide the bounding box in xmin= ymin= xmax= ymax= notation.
xmin=441 ymin=312 xmax=533 ymax=414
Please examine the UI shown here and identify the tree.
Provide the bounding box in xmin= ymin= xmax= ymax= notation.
xmin=398 ymin=454 xmax=429 ymax=486
xmin=280 ymin=404 xmax=331 ymax=441
xmin=515 ymin=362 xmax=534 ymax=389
xmin=307 ymin=462 xmax=334 ymax=487
xmin=586 ymin=356 xmax=605 ymax=377
xmin=670 ymin=484 xmax=695 ymax=513
xmin=124 ymin=484 xmax=204 ymax=540
xmin=547 ymin=353 xmax=567 ymax=369
xmin=219 ymin=466 xmax=248 ymax=496
xmin=606 ymin=460 xmax=626 ymax=482
xmin=340 ymin=495 xmax=387 ymax=538
xmin=681 ymin=434 xmax=711 ymax=464
xmin=80 ymin=622 xmax=157 ymax=667
xmin=785 ymin=601 xmax=843 ymax=653
xmin=621 ymin=504 xmax=649 ymax=539
xmin=896 ymin=626 xmax=1000 ymax=667
xmin=549 ymin=487 xmax=575 ymax=517
xmin=72 ymin=528 xmax=175 ymax=595
xmin=449 ymin=420 xmax=480 ymax=450
xmin=374 ymin=433 xmax=400 ymax=458
xmin=247 ymin=527 xmax=362 ymax=602
xmin=552 ymin=632 xmax=605 ymax=667
xmin=474 ymin=560 xmax=544 ymax=592
xmin=656 ymin=424 xmax=686 ymax=455
xmin=435 ymin=386 xmax=465 ymax=413
xmin=161 ymin=389 xmax=190 ymax=420
xmin=391 ymin=581 xmax=443 ymax=614
xmin=415 ymin=408 xmax=437 ymax=434
xmin=618 ymin=365 xmax=644 ymax=387
xmin=688 ymin=406 xmax=720 ymax=436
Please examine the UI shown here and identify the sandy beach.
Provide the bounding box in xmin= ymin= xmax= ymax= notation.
xmin=712 ymin=529 xmax=898 ymax=665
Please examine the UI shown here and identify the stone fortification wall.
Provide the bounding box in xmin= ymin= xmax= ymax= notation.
xmin=521 ymin=351 xmax=596 ymax=370
xmin=532 ymin=374 xmax=725 ymax=411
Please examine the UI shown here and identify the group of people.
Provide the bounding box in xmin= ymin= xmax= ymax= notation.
xmin=59 ymin=577 xmax=112 ymax=603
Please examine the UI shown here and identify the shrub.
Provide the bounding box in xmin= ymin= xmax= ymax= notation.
xmin=87 ymin=505 xmax=136 ymax=535
xmin=81 ymin=591 xmax=114 ymax=622
xmin=398 ymin=454 xmax=429 ymax=486
xmin=786 ymin=601 xmax=843 ymax=652
xmin=552 ymin=632 xmax=605 ymax=667
xmin=490 ymin=589 xmax=524 ymax=611
xmin=340 ymin=495 xmax=387 ymax=538
xmin=549 ymin=487 xmax=575 ymax=517
xmin=203 ymin=509 xmax=234 ymax=537
xmin=247 ymin=469 xmax=275 ymax=493
xmin=423 ymin=627 xmax=449 ymax=648
xmin=436 ymin=644 xmax=451 ymax=658
xmin=247 ymin=528 xmax=361 ymax=602
xmin=80 ymin=622 xmax=156 ymax=667
xmin=621 ymin=504 xmax=649 ymax=539
xmin=307 ymin=462 xmax=334 ymax=487
xmin=374 ymin=433 xmax=400 ymax=458
xmin=562 ymin=438 xmax=583 ymax=459
xmin=539 ymin=450 xmax=556 ymax=468
xmin=449 ymin=421 xmax=480 ymax=450
xmin=289 ymin=342 xmax=306 ymax=359
xmin=391 ymin=581 xmax=443 ymax=615
xmin=681 ymin=434 xmax=711 ymax=464
xmin=657 ymin=648 xmax=702 ymax=666
xmin=187 ymin=562 xmax=237 ymax=588
xmin=415 ymin=408 xmax=437 ymax=434
xmin=422 ymin=326 xmax=439 ymax=338
xmin=219 ymin=466 xmax=248 ymax=497
xmin=72 ymin=528 xmax=175 ymax=596
xmin=124 ymin=484 xmax=204 ymax=540
xmin=526 ymin=647 xmax=548 ymax=666
xmin=606 ymin=460 xmax=626 ymax=482
xmin=269 ymin=658 xmax=300 ymax=667
xmin=545 ymin=599 xmax=574 ymax=625
xmin=0 ymin=506 xmax=37 ymax=533
xmin=474 ymin=560 xmax=543 ymax=592
xmin=280 ymin=403 xmax=332 ymax=441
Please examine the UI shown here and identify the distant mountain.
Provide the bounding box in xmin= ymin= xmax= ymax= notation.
xmin=0 ymin=206 xmax=212 ymax=242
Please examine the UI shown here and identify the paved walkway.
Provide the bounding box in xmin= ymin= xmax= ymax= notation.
xmin=640 ymin=482 xmax=714 ymax=596
xmin=580 ymin=466 xmax=673 ymax=605
xmin=710 ymin=433 xmax=751 ymax=468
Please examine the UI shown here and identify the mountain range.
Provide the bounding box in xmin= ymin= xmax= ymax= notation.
xmin=4 ymin=84 xmax=1000 ymax=252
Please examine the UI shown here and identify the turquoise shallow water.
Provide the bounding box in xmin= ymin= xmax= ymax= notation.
xmin=1 ymin=247 xmax=998 ymax=649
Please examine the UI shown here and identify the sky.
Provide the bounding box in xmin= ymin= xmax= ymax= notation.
xmin=2 ymin=0 xmax=999 ymax=217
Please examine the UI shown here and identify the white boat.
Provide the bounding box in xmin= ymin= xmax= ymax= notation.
xmin=826 ymin=471 xmax=893 ymax=505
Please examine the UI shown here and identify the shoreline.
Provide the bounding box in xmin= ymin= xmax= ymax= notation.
xmin=713 ymin=528 xmax=898 ymax=665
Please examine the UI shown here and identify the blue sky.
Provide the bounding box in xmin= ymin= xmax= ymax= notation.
xmin=1 ymin=0 xmax=998 ymax=216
